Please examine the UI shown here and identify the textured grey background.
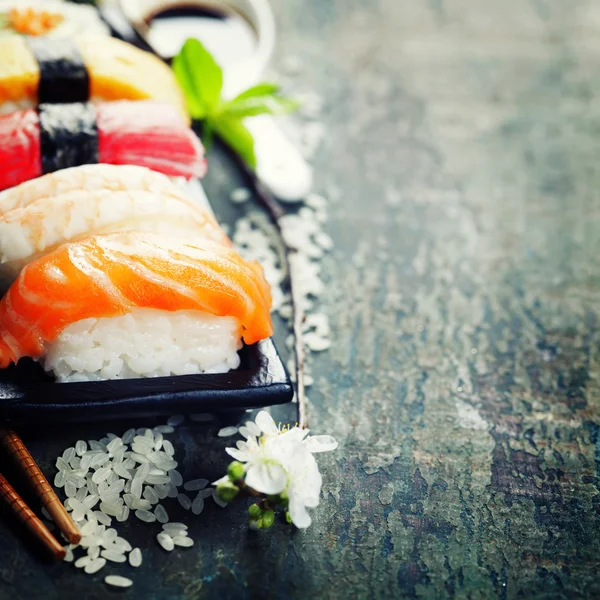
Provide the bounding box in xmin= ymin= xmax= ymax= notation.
xmin=1 ymin=0 xmax=600 ymax=598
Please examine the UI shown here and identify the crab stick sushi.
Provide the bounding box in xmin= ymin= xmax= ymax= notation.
xmin=0 ymin=232 xmax=273 ymax=382
xmin=0 ymin=102 xmax=205 ymax=191
xmin=0 ymin=34 xmax=188 ymax=120
xmin=0 ymin=188 xmax=231 ymax=283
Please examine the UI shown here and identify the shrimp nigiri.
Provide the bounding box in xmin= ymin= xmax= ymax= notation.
xmin=0 ymin=164 xmax=196 ymax=215
xmin=0 ymin=188 xmax=230 ymax=283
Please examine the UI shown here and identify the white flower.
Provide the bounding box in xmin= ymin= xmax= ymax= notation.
xmin=224 ymin=411 xmax=338 ymax=528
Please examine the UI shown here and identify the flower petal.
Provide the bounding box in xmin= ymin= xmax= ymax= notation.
xmin=280 ymin=428 xmax=310 ymax=444
xmin=304 ymin=435 xmax=338 ymax=453
xmin=303 ymin=492 xmax=321 ymax=508
xmin=225 ymin=448 xmax=249 ymax=462
xmin=245 ymin=461 xmax=287 ymax=495
xmin=238 ymin=427 xmax=251 ymax=440
xmin=245 ymin=420 xmax=261 ymax=437
xmin=255 ymin=411 xmax=279 ymax=436
xmin=289 ymin=497 xmax=312 ymax=529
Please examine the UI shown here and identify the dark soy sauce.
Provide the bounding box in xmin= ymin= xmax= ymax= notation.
xmin=144 ymin=2 xmax=257 ymax=68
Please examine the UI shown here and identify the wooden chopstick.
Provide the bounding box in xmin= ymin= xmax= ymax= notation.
xmin=0 ymin=428 xmax=81 ymax=546
xmin=0 ymin=472 xmax=66 ymax=560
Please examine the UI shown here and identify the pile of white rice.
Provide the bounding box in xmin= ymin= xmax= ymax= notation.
xmin=43 ymin=308 xmax=242 ymax=383
xmin=52 ymin=414 xmax=229 ymax=588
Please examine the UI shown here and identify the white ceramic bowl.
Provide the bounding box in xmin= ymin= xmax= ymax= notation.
xmin=118 ymin=0 xmax=275 ymax=97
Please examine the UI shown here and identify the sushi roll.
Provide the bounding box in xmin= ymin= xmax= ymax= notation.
xmin=0 ymin=102 xmax=205 ymax=191
xmin=0 ymin=188 xmax=231 ymax=283
xmin=0 ymin=232 xmax=273 ymax=382
xmin=0 ymin=1 xmax=109 ymax=38
xmin=0 ymin=164 xmax=200 ymax=215
xmin=0 ymin=34 xmax=187 ymax=120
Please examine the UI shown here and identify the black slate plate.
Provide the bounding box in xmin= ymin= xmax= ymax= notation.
xmin=0 ymin=8 xmax=293 ymax=424
xmin=0 ymin=339 xmax=293 ymax=424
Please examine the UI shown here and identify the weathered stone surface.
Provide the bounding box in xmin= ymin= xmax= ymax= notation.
xmin=0 ymin=1 xmax=598 ymax=598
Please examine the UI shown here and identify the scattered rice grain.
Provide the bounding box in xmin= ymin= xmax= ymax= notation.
xmin=230 ymin=187 xmax=250 ymax=203
xmin=154 ymin=504 xmax=169 ymax=524
xmin=183 ymin=479 xmax=208 ymax=491
xmin=56 ymin=457 xmax=70 ymax=471
xmin=84 ymin=558 xmax=106 ymax=574
xmin=93 ymin=511 xmax=111 ymax=526
xmin=154 ymin=425 xmax=174 ymax=434
xmin=122 ymin=428 xmax=136 ymax=444
xmin=113 ymin=537 xmax=132 ymax=552
xmin=217 ymin=426 xmax=238 ymax=437
xmin=167 ymin=415 xmax=184 ymax=427
xmin=131 ymin=477 xmax=143 ymax=500
xmin=162 ymin=521 xmax=187 ymax=531
xmin=105 ymin=575 xmax=133 ymax=588
xmin=143 ymin=486 xmax=158 ymax=504
xmin=129 ymin=548 xmax=142 ymax=567
xmin=154 ymin=484 xmax=168 ymax=500
xmin=172 ymin=536 xmax=194 ymax=547
xmin=191 ymin=494 xmax=204 ymax=515
xmin=54 ymin=470 xmax=67 ymax=488
xmin=62 ymin=447 xmax=76 ymax=463
xmin=65 ymin=481 xmax=77 ymax=498
xmin=75 ymin=556 xmax=91 ymax=569
xmin=162 ymin=440 xmax=175 ymax=456
xmin=83 ymin=494 xmax=99 ymax=509
xmin=117 ymin=506 xmax=130 ymax=522
xmin=157 ymin=532 xmax=174 ymax=551
xmin=101 ymin=550 xmax=127 ymax=563
xmin=135 ymin=509 xmax=156 ymax=523
xmin=169 ymin=470 xmax=183 ymax=487
xmin=145 ymin=474 xmax=171 ymax=485
xmin=177 ymin=494 xmax=192 ymax=510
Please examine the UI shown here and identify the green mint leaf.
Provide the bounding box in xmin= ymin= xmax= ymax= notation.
xmin=172 ymin=38 xmax=223 ymax=119
xmin=221 ymin=95 xmax=301 ymax=119
xmin=211 ymin=117 xmax=257 ymax=169
xmin=231 ymin=83 xmax=280 ymax=102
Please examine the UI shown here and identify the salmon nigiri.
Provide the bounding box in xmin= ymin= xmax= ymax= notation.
xmin=0 ymin=232 xmax=273 ymax=382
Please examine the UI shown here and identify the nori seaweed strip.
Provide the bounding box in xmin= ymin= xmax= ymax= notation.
xmin=27 ymin=38 xmax=90 ymax=104
xmin=38 ymin=104 xmax=99 ymax=174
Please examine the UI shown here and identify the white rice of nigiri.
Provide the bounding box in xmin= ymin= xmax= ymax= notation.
xmin=42 ymin=308 xmax=243 ymax=383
